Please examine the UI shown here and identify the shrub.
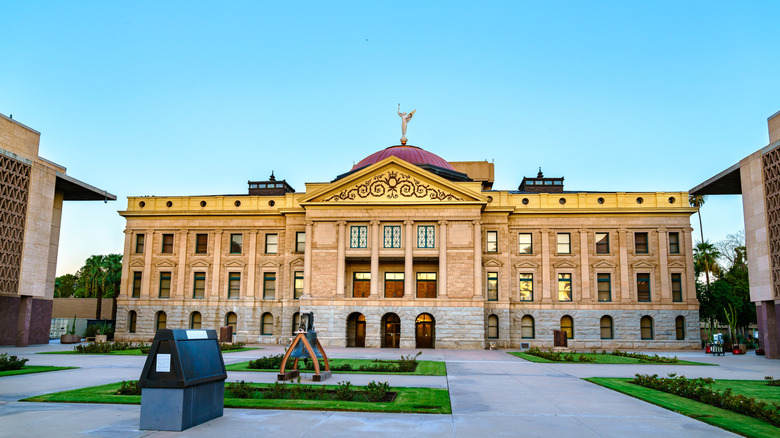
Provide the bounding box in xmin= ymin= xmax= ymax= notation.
xmin=364 ymin=380 xmax=390 ymax=402
xmin=220 ymin=342 xmax=245 ymax=351
xmin=397 ymin=351 xmax=422 ymax=372
xmin=612 ymin=350 xmax=679 ymax=364
xmin=226 ymin=380 xmax=256 ymax=399
xmin=116 ymin=380 xmax=141 ymax=395
xmin=764 ymin=376 xmax=780 ymax=386
xmin=74 ymin=341 xmax=145 ymax=354
xmin=248 ymin=354 xmax=285 ymax=369
xmin=632 ymin=373 xmax=780 ymax=426
xmin=0 ymin=353 xmax=29 ymax=371
xmin=335 ymin=381 xmax=355 ymax=401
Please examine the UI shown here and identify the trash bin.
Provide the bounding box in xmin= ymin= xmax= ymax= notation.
xmin=139 ymin=329 xmax=227 ymax=431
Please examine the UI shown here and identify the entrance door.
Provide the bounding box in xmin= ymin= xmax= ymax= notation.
xmin=355 ymin=314 xmax=366 ymax=347
xmin=415 ymin=314 xmax=435 ymax=348
xmin=383 ymin=313 xmax=400 ymax=348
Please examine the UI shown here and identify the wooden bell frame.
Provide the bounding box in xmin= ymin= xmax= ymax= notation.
xmin=278 ymin=329 xmax=331 ymax=381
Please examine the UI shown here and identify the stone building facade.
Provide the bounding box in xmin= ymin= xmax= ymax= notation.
xmin=0 ymin=113 xmax=115 ymax=346
xmin=116 ymin=145 xmax=700 ymax=349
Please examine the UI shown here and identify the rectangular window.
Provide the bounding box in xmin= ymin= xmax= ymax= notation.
xmin=416 ymin=272 xmax=437 ymax=298
xmin=228 ymin=272 xmax=240 ymax=299
xmin=295 ymin=231 xmax=306 ymax=252
xmin=417 ymin=225 xmax=435 ymax=248
xmin=159 ymin=272 xmax=171 ymax=298
xmin=518 ymin=233 xmax=532 ymax=254
xmin=353 ymin=272 xmax=371 ymax=298
xmin=384 ymin=272 xmax=404 ymax=298
xmin=487 ymin=272 xmax=498 ymax=301
xmin=486 ymin=231 xmax=498 ymax=253
xmin=294 ymin=271 xmax=304 ymax=299
xmin=637 ymin=273 xmax=651 ymax=302
xmin=350 ymin=226 xmax=368 ymax=248
xmin=595 ymin=232 xmax=609 ymax=254
xmin=669 ymin=232 xmax=680 ymax=254
xmin=635 ymin=232 xmax=648 ymax=254
xmin=162 ymin=234 xmax=174 ymax=253
xmin=558 ymin=273 xmax=572 ymax=301
xmin=195 ymin=234 xmax=208 ymax=254
xmin=383 ymin=226 xmax=401 ymax=248
xmin=135 ymin=234 xmax=145 ymax=254
xmin=265 ymin=234 xmax=278 ymax=254
xmin=263 ymin=272 xmax=276 ymax=299
xmin=132 ymin=272 xmax=142 ymax=298
xmin=518 ymin=273 xmax=533 ymax=301
xmin=557 ymin=233 xmax=571 ymax=254
xmin=671 ymin=273 xmax=683 ymax=302
xmin=230 ymin=233 xmax=243 ymax=254
xmin=193 ymin=272 xmax=205 ymax=299
xmin=597 ymin=273 xmax=611 ymax=302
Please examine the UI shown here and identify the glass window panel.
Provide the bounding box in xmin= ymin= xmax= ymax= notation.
xmin=384 ymin=226 xmax=401 ymax=248
xmin=162 ymin=234 xmax=174 ymax=253
xmin=159 ymin=272 xmax=171 ymax=298
xmin=195 ymin=234 xmax=208 ymax=254
xmin=263 ymin=272 xmax=276 ymax=299
xmin=675 ymin=316 xmax=685 ymax=340
xmin=669 ymin=232 xmax=680 ymax=254
xmin=600 ymin=316 xmax=613 ymax=339
xmin=557 ymin=233 xmax=571 ymax=254
xmin=417 ymin=226 xmax=435 ymax=248
xmin=640 ymin=316 xmax=653 ymax=339
xmin=635 ymin=232 xmax=648 ymax=254
xmin=487 ymin=272 xmax=498 ymax=301
xmin=353 ymin=272 xmax=370 ymax=298
xmin=228 ymin=272 xmax=240 ymax=299
xmin=561 ymin=316 xmax=574 ymax=339
xmin=486 ymin=231 xmax=498 ymax=252
xmin=230 ymin=234 xmax=243 ymax=254
xmin=193 ymin=272 xmax=206 ymax=299
xmin=190 ymin=312 xmax=202 ymax=329
xmin=518 ymin=273 xmax=533 ymax=301
xmin=294 ymin=272 xmax=304 ymax=299
xmin=261 ymin=313 xmax=273 ymax=335
xmin=558 ymin=273 xmax=572 ymax=301
xmin=597 ymin=273 xmax=611 ymax=302
xmin=128 ymin=311 xmax=136 ymax=333
xmin=132 ymin=272 xmax=142 ymax=298
xmin=135 ymin=234 xmax=145 ymax=253
xmin=487 ymin=315 xmax=499 ymax=339
xmin=416 ymin=272 xmax=437 ymax=298
xmin=521 ymin=315 xmax=534 ymax=339
xmin=595 ymin=232 xmax=609 ymax=254
xmin=265 ymin=234 xmax=278 ymax=254
xmin=671 ymin=273 xmax=682 ymax=302
xmin=350 ymin=226 xmax=368 ymax=248
xmin=296 ymin=231 xmax=306 ymax=252
xmin=637 ymin=273 xmax=651 ymax=302
xmin=518 ymin=233 xmax=532 ymax=254
xmin=156 ymin=312 xmax=166 ymax=332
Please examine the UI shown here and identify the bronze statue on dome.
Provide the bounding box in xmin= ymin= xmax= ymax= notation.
xmin=398 ymin=104 xmax=416 ymax=145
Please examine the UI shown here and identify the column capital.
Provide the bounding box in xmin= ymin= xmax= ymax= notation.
xmin=438 ymin=220 xmax=448 ymax=226
xmin=305 ymin=220 xmax=314 ymax=227
xmin=213 ymin=230 xmax=223 ymax=235
xmin=337 ymin=220 xmax=347 ymax=227
xmin=540 ymin=228 xmax=550 ymax=234
xmin=124 ymin=229 xmax=133 ymax=235
xmin=578 ymin=228 xmax=588 ymax=233
xmin=684 ymin=227 xmax=694 ymax=233
xmin=472 ymin=220 xmax=482 ymax=226
xmin=657 ymin=227 xmax=667 ymax=233
xmin=404 ymin=220 xmax=414 ymax=226
xmin=370 ymin=220 xmax=380 ymax=226
xmin=178 ymin=230 xmax=189 ymax=235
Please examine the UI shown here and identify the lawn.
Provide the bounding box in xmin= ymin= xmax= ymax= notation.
xmin=586 ymin=377 xmax=780 ymax=438
xmin=0 ymin=366 xmax=78 ymax=377
xmin=225 ymin=358 xmax=447 ymax=376
xmin=508 ymin=351 xmax=712 ymax=366
xmin=39 ymin=347 xmax=258 ymax=355
xmin=22 ymin=381 xmax=452 ymax=414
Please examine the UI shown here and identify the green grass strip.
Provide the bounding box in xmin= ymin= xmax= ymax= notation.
xmin=22 ymin=381 xmax=451 ymax=414
xmin=508 ymin=351 xmax=713 ymax=366
xmin=225 ymin=359 xmax=446 ymax=376
xmin=0 ymin=366 xmax=78 ymax=377
xmin=585 ymin=377 xmax=780 ymax=438
xmin=39 ymin=347 xmax=258 ymax=355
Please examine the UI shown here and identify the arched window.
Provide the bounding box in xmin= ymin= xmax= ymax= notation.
xmin=382 ymin=313 xmax=401 ymax=348
xmin=190 ymin=311 xmax=202 ymax=329
xmin=155 ymin=311 xmax=167 ymax=332
xmin=128 ymin=311 xmax=137 ymax=333
xmin=487 ymin=315 xmax=499 ymax=339
xmin=521 ymin=315 xmax=535 ymax=339
xmin=640 ymin=316 xmax=654 ymax=340
xmin=675 ymin=316 xmax=685 ymax=340
xmin=226 ymin=312 xmax=237 ymax=332
xmin=292 ymin=312 xmax=300 ymax=335
xmin=600 ymin=316 xmax=613 ymax=340
xmin=561 ymin=315 xmax=574 ymax=339
xmin=261 ymin=312 xmax=274 ymax=335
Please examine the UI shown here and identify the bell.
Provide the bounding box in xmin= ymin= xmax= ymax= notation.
xmin=287 ymin=332 xmax=323 ymax=359
xmin=288 ymin=340 xmax=309 ymax=359
xmin=306 ymin=332 xmax=323 ymax=359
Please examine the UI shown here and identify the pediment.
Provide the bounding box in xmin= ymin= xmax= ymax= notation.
xmin=632 ymin=260 xmax=656 ymax=269
xmin=190 ymin=260 xmax=211 ymax=268
xmin=299 ymin=157 xmax=487 ymax=205
xmin=669 ymin=260 xmax=687 ymax=269
xmin=592 ymin=260 xmax=616 ymax=269
xmin=514 ymin=261 xmax=539 ymax=269
xmin=224 ymin=260 xmax=246 ymax=269
xmin=289 ymin=257 xmax=304 ymax=268
xmin=155 ymin=260 xmax=177 ymax=268
xmin=483 ymin=259 xmax=503 ymax=268
xmin=129 ymin=259 xmax=145 ymax=268
xmin=553 ymin=260 xmax=578 ymax=269
xmin=261 ymin=261 xmax=281 ymax=269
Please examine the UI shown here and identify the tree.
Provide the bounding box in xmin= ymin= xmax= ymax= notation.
xmin=688 ymin=194 xmax=708 ymax=244
xmin=693 ymin=241 xmax=721 ymax=288
xmin=54 ymin=273 xmax=79 ymax=298
xmin=80 ymin=255 xmax=106 ymax=319
xmin=716 ymin=230 xmax=746 ymax=269
xmin=101 ymin=254 xmax=123 ymax=322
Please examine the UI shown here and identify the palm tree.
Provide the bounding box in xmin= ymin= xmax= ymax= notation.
xmin=694 ymin=241 xmax=721 ymax=288
xmin=101 ymin=254 xmax=123 ymax=322
xmin=689 ymin=194 xmax=708 ymax=245
xmin=81 ymin=255 xmax=106 ymax=319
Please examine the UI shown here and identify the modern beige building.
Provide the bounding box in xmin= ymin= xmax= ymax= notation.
xmin=0 ymin=113 xmax=115 ymax=346
xmin=691 ymin=110 xmax=780 ymax=359
xmin=116 ymin=141 xmax=700 ymax=350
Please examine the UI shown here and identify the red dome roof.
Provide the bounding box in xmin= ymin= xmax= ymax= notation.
xmin=352 ymin=145 xmax=455 ymax=171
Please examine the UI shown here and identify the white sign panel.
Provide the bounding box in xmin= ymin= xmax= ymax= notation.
xmin=186 ymin=330 xmax=208 ymax=339
xmin=156 ymin=353 xmax=171 ymax=373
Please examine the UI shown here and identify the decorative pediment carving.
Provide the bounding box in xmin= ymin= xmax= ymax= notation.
xmin=224 ymin=260 xmax=246 ymax=269
xmin=514 ymin=261 xmax=539 ymax=269
xmin=592 ymin=260 xmax=616 ymax=269
xmin=553 ymin=260 xmax=578 ymax=269
xmin=155 ymin=260 xmax=177 ymax=268
xmin=632 ymin=260 xmax=656 ymax=269
xmin=129 ymin=259 xmax=145 ymax=268
xmin=324 ymin=170 xmax=463 ymax=202
xmin=190 ymin=260 xmax=211 ymax=268
xmin=483 ymin=259 xmax=503 ymax=268
xmin=289 ymin=257 xmax=304 ymax=268
xmin=668 ymin=260 xmax=687 ymax=269
xmin=261 ymin=261 xmax=281 ymax=269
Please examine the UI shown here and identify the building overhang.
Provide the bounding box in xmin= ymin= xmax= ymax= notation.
xmin=689 ymin=162 xmax=741 ymax=195
xmin=55 ymin=172 xmax=117 ymax=201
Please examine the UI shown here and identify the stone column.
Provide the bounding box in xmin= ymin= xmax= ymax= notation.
xmin=579 ymin=229 xmax=590 ymax=302
xmin=405 ymin=220 xmax=414 ymax=299
xmin=658 ymin=228 xmax=670 ymax=302
xmin=438 ymin=220 xmax=448 ymax=298
xmin=619 ymin=228 xmax=631 ymax=302
xmin=142 ymin=231 xmax=155 ymax=298
xmin=683 ymin=227 xmax=696 ymax=304
xmin=120 ymin=229 xmax=132 ymax=299
xmin=211 ymin=230 xmax=223 ymax=299
xmin=15 ymin=296 xmax=32 ymax=347
xmin=473 ymin=220 xmax=483 ymax=299
xmin=174 ymin=230 xmax=188 ymax=298
xmin=541 ymin=229 xmax=551 ymax=302
xmin=247 ymin=231 xmax=258 ymax=298
xmin=370 ymin=220 xmax=380 ymax=298
xmin=336 ymin=221 xmax=346 ymax=297
xmin=303 ymin=221 xmax=313 ymax=299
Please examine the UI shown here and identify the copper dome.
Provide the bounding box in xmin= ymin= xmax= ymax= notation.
xmin=351 ymin=145 xmax=455 ymax=171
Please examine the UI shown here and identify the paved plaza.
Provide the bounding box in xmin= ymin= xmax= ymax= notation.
xmin=1 ymin=342 xmax=778 ymax=437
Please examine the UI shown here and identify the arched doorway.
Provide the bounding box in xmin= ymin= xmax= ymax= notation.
xmin=346 ymin=313 xmax=366 ymax=347
xmin=415 ymin=313 xmax=435 ymax=348
xmin=381 ymin=313 xmax=400 ymax=348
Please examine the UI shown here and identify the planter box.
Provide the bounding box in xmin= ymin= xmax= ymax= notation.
xmin=95 ymin=334 xmax=108 ymax=344
xmin=60 ymin=334 xmax=81 ymax=344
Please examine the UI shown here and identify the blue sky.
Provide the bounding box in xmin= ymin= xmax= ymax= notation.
xmin=1 ymin=1 xmax=778 ymax=276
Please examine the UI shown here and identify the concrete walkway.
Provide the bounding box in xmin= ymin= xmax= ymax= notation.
xmin=1 ymin=342 xmax=778 ymax=437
